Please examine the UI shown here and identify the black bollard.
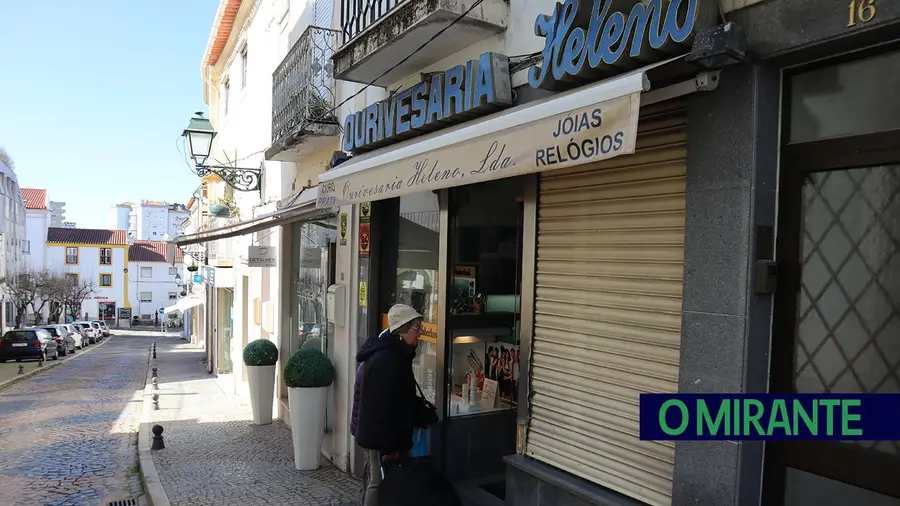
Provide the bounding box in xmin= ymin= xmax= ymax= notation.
xmin=17 ymin=365 xmax=24 ymax=375
xmin=152 ymin=348 xmax=157 ymax=359
xmin=151 ymin=377 xmax=159 ymax=390
xmin=150 ymin=424 xmax=165 ymax=450
xmin=151 ymin=367 xmax=158 ymax=377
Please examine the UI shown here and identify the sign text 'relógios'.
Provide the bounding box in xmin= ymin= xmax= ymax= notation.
xmin=529 ymin=0 xmax=714 ymax=90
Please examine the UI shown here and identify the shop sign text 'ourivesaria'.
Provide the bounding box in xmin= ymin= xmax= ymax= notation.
xmin=343 ymin=52 xmax=512 ymax=154
xmin=529 ymin=0 xmax=711 ymax=90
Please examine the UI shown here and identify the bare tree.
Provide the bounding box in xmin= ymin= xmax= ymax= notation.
xmin=42 ymin=273 xmax=72 ymax=323
xmin=65 ymin=280 xmax=96 ymax=322
xmin=0 ymin=270 xmax=41 ymax=327
xmin=0 ymin=147 xmax=13 ymax=170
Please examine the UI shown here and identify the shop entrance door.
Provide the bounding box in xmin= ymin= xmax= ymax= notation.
xmin=442 ymin=176 xmax=526 ymax=497
xmin=766 ymin=46 xmax=900 ymax=505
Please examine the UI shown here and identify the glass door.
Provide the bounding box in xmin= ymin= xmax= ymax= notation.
xmin=768 ymin=46 xmax=900 ymax=506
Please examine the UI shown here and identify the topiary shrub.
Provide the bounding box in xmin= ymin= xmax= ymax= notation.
xmin=243 ymin=339 xmax=279 ymax=367
xmin=300 ymin=337 xmax=322 ymax=352
xmin=284 ymin=348 xmax=335 ymax=388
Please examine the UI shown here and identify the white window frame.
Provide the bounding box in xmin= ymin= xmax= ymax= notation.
xmin=22 ymin=240 xmax=29 ymax=254
xmin=65 ymin=247 xmax=78 ymax=264
xmin=240 ymin=44 xmax=248 ymax=89
xmin=139 ymin=292 xmax=152 ymax=303
xmin=140 ymin=266 xmax=152 ymax=278
xmin=223 ymin=77 xmax=230 ymax=114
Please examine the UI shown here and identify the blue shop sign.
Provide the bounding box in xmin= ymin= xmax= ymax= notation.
xmin=529 ymin=0 xmax=714 ymax=90
xmin=193 ymin=274 xmax=202 ymax=284
xmin=342 ymin=52 xmax=512 ymax=154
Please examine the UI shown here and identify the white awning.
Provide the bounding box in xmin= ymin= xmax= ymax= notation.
xmin=164 ymin=297 xmax=203 ymax=314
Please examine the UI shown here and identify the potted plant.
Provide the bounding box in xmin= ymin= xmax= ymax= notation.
xmin=179 ymin=290 xmax=187 ymax=297
xmin=187 ymin=265 xmax=198 ymax=272
xmin=242 ymin=339 xmax=279 ymax=425
xmin=284 ymin=347 xmax=334 ymax=470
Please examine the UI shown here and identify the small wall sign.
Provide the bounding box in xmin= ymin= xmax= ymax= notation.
xmin=247 ymin=246 xmax=277 ymax=268
xmin=339 ymin=212 xmax=348 ymax=245
xmin=359 ymin=222 xmax=371 ymax=258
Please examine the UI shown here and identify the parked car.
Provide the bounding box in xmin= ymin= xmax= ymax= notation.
xmin=64 ymin=324 xmax=86 ymax=348
xmin=94 ymin=321 xmax=110 ymax=337
xmin=73 ymin=323 xmax=97 ymax=344
xmin=88 ymin=321 xmax=105 ymax=338
xmin=0 ymin=328 xmax=58 ymax=362
xmin=42 ymin=325 xmax=76 ymax=356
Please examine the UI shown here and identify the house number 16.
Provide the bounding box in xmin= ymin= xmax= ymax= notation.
xmin=848 ymin=0 xmax=876 ymax=27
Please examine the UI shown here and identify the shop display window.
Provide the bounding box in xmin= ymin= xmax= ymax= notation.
xmin=290 ymin=217 xmax=338 ymax=358
xmin=447 ymin=178 xmax=524 ymax=417
xmin=380 ymin=192 xmax=440 ymax=404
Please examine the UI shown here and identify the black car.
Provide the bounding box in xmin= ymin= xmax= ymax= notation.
xmin=0 ymin=328 xmax=58 ymax=362
xmin=42 ymin=325 xmax=76 ymax=357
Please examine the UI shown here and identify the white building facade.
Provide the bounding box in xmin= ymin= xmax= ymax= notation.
xmin=22 ymin=188 xmax=50 ymax=272
xmin=1 ymin=163 xmax=26 ymax=329
xmin=45 ymin=227 xmax=130 ymax=322
xmin=127 ymin=240 xmax=185 ymax=322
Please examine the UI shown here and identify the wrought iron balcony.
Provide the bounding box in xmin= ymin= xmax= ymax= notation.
xmin=334 ymin=0 xmax=508 ymax=86
xmin=269 ymin=25 xmax=341 ymax=160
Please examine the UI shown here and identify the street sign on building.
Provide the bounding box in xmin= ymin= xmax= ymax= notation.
xmin=247 ymin=246 xmax=277 ymax=268
xmin=158 ymin=307 xmax=164 ymax=315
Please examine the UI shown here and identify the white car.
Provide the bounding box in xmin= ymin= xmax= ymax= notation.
xmin=64 ymin=324 xmax=86 ymax=348
xmin=74 ymin=322 xmax=98 ymax=344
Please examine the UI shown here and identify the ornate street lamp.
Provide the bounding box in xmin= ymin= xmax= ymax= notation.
xmin=181 ymin=112 xmax=262 ymax=192
xmin=174 ymin=273 xmax=183 ymax=287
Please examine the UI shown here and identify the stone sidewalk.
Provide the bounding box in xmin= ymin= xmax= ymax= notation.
xmin=146 ymin=339 xmax=361 ymax=506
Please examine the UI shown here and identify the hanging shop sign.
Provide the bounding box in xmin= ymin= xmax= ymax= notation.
xmin=342 ymin=52 xmax=513 ymax=154
xmin=300 ymin=247 xmax=322 ymax=268
xmin=528 ymin=0 xmax=712 ymax=90
xmin=318 ymin=84 xmax=640 ymax=207
xmin=247 ymin=246 xmax=277 ymax=268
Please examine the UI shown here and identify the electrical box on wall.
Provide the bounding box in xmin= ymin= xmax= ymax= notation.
xmin=327 ymin=284 xmax=346 ymax=326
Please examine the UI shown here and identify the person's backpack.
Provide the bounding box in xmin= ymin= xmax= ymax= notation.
xmin=378 ymin=457 xmax=461 ymax=506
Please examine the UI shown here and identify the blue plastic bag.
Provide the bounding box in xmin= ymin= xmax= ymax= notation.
xmin=411 ymin=428 xmax=429 ymax=457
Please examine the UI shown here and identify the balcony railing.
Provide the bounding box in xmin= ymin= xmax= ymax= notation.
xmin=271 ymin=26 xmax=340 ymax=147
xmin=340 ymin=0 xmax=406 ymax=42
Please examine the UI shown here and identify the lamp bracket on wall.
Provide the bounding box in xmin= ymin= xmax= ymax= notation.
xmin=193 ymin=164 xmax=262 ymax=193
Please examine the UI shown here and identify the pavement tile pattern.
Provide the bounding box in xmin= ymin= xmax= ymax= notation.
xmin=0 ymin=335 xmax=154 ymax=506
xmin=149 ymin=341 xmax=362 ymax=506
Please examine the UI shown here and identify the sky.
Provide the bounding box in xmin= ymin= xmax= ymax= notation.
xmin=0 ymin=0 xmax=220 ymax=228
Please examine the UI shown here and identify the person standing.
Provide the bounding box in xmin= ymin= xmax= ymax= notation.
xmin=350 ymin=304 xmax=424 ymax=506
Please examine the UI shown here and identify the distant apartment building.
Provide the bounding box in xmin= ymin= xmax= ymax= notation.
xmin=48 ymin=200 xmax=66 ymax=226
xmin=111 ymin=200 xmax=190 ymax=241
xmin=21 ymin=187 xmax=51 ymax=272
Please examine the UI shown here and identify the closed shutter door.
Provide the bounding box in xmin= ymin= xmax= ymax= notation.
xmin=526 ymin=99 xmax=686 ymax=506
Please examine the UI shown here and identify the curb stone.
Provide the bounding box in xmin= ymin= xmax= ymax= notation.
xmin=0 ymin=333 xmax=115 ymax=392
xmin=138 ymin=344 xmax=171 ymax=506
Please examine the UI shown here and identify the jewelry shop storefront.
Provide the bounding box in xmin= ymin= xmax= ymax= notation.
xmin=319 ymin=2 xmax=723 ymax=504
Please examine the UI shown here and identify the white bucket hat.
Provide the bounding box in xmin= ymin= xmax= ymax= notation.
xmin=387 ymin=304 xmax=423 ymax=332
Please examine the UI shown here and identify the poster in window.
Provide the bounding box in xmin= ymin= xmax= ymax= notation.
xmin=359 ymin=222 xmax=371 ymax=258
xmin=485 ymin=343 xmax=519 ymax=406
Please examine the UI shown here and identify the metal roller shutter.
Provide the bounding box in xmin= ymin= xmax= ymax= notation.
xmin=526 ymin=99 xmax=686 ymax=506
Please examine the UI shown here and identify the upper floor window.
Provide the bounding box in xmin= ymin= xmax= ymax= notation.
xmin=141 ymin=266 xmax=152 ymax=278
xmin=100 ymin=247 xmax=112 ymax=265
xmin=223 ymin=77 xmax=230 ymax=115
xmin=65 ymin=247 xmax=78 ymax=265
xmin=99 ymin=274 xmax=112 ymax=287
xmin=21 ymin=240 xmax=29 ymax=254
xmin=66 ymin=273 xmax=78 ymax=286
xmin=240 ymin=45 xmax=248 ymax=89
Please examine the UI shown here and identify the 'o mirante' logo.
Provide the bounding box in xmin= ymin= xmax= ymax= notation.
xmin=529 ymin=0 xmax=709 ymax=90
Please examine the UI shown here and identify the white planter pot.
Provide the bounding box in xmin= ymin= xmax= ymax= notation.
xmin=287 ymin=386 xmax=328 ymax=470
xmin=247 ymin=365 xmax=276 ymax=425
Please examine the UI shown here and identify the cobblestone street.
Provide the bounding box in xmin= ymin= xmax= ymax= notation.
xmin=149 ymin=340 xmax=361 ymax=506
xmin=0 ymin=333 xmax=155 ymax=506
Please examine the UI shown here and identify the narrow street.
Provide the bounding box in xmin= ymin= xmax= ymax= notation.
xmin=0 ymin=334 xmax=155 ymax=506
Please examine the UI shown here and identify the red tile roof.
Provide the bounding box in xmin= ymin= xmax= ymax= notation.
xmin=20 ymin=188 xmax=47 ymax=210
xmin=208 ymin=0 xmax=242 ymax=67
xmin=128 ymin=241 xmax=184 ymax=263
xmin=47 ymin=228 xmax=128 ymax=245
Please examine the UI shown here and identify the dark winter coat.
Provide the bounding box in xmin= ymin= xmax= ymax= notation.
xmin=351 ymin=329 xmax=418 ymax=456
